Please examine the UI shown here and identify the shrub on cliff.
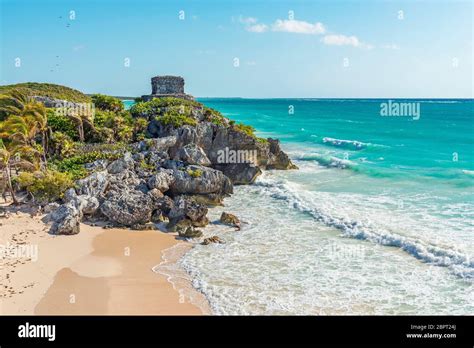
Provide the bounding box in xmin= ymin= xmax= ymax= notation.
xmin=155 ymin=110 xmax=197 ymax=127
xmin=47 ymin=109 xmax=78 ymax=139
xmin=233 ymin=123 xmax=255 ymax=137
xmin=16 ymin=170 xmax=74 ymax=202
xmin=53 ymin=150 xmax=123 ymax=179
xmin=203 ymin=107 xmax=226 ymax=126
xmin=129 ymin=97 xmax=200 ymax=119
xmin=91 ymin=94 xmax=124 ymax=113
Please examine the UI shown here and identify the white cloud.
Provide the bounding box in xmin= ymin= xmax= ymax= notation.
xmin=321 ymin=34 xmax=360 ymax=46
xmin=246 ymin=23 xmax=268 ymax=33
xmin=239 ymin=16 xmax=257 ymax=25
xmin=271 ymin=19 xmax=325 ymax=34
xmin=321 ymin=34 xmax=373 ymax=49
xmin=381 ymin=43 xmax=400 ymax=50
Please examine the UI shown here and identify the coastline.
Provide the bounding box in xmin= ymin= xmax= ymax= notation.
xmin=1 ymin=208 xmax=209 ymax=315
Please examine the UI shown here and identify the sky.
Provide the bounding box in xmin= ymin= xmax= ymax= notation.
xmin=0 ymin=0 xmax=472 ymax=98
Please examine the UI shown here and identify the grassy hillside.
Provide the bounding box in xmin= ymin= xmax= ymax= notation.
xmin=0 ymin=82 xmax=91 ymax=102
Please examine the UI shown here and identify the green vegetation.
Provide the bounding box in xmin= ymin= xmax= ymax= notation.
xmin=233 ymin=123 xmax=256 ymax=137
xmin=16 ymin=170 xmax=74 ymax=202
xmin=0 ymin=83 xmax=90 ymax=103
xmin=203 ymin=107 xmax=225 ymax=126
xmin=91 ymin=94 xmax=124 ymax=113
xmin=139 ymin=159 xmax=155 ymax=172
xmin=187 ymin=168 xmax=203 ymax=178
xmin=129 ymin=97 xmax=200 ymax=119
xmin=47 ymin=109 xmax=78 ymax=139
xmin=156 ymin=110 xmax=197 ymax=127
xmin=53 ymin=151 xmax=123 ymax=180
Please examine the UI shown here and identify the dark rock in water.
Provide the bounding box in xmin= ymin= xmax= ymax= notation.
xmin=202 ymin=236 xmax=225 ymax=245
xmin=220 ymin=212 xmax=241 ymax=230
xmin=100 ymin=190 xmax=153 ymax=226
xmin=178 ymin=226 xmax=203 ymax=238
xmin=175 ymin=143 xmax=211 ymax=166
xmin=266 ymin=138 xmax=298 ymax=170
xmin=213 ymin=163 xmax=262 ymax=185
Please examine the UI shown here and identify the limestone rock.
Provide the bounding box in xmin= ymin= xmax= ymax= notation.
xmin=107 ymin=152 xmax=134 ymax=174
xmin=100 ymin=190 xmax=153 ymax=226
xmin=168 ymin=195 xmax=209 ymax=229
xmin=76 ymin=171 xmax=109 ymax=197
xmin=147 ymin=169 xmax=175 ymax=192
xmin=176 ymin=143 xmax=211 ymax=166
xmin=178 ymin=226 xmax=203 ymax=238
xmin=202 ymin=236 xmax=225 ymax=245
xmin=220 ymin=212 xmax=241 ymax=230
xmin=49 ymin=202 xmax=81 ymax=235
xmin=169 ymin=165 xmax=233 ymax=196
xmin=213 ymin=163 xmax=262 ymax=185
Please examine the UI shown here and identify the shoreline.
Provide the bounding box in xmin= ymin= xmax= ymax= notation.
xmin=1 ymin=208 xmax=209 ymax=315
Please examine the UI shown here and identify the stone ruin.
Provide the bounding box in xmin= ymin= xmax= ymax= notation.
xmin=142 ymin=75 xmax=194 ymax=101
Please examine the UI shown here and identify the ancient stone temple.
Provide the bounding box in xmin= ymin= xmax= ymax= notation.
xmin=142 ymin=75 xmax=194 ymax=101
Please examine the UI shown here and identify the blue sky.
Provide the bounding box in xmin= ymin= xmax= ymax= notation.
xmin=1 ymin=0 xmax=472 ymax=98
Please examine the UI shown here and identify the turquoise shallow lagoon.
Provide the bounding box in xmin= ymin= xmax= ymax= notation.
xmin=163 ymin=98 xmax=474 ymax=314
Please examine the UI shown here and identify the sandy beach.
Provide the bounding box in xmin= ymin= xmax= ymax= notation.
xmin=0 ymin=205 xmax=209 ymax=315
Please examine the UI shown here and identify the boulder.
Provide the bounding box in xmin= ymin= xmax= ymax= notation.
xmin=107 ymin=152 xmax=134 ymax=174
xmin=147 ymin=169 xmax=175 ymax=192
xmin=213 ymin=163 xmax=262 ymax=184
xmin=176 ymin=143 xmax=212 ymax=166
xmin=168 ymin=195 xmax=209 ymax=229
xmin=202 ymin=236 xmax=225 ymax=245
xmin=169 ymin=165 xmax=233 ymax=196
xmin=178 ymin=226 xmax=203 ymax=238
xmin=49 ymin=202 xmax=81 ymax=235
xmin=220 ymin=212 xmax=241 ymax=230
xmin=76 ymin=171 xmax=109 ymax=197
xmin=100 ymin=190 xmax=153 ymax=226
xmin=43 ymin=202 xmax=60 ymax=214
xmin=146 ymin=136 xmax=178 ymax=152
xmin=266 ymin=138 xmax=298 ymax=169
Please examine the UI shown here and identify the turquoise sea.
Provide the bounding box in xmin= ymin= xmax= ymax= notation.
xmin=149 ymin=98 xmax=473 ymax=314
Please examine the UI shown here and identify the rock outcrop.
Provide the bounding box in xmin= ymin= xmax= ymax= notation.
xmin=47 ymin=94 xmax=296 ymax=235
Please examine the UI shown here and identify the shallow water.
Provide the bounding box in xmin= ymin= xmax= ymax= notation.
xmin=176 ymin=98 xmax=473 ymax=315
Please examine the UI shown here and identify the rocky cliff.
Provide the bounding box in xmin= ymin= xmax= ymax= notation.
xmin=47 ymin=97 xmax=296 ymax=235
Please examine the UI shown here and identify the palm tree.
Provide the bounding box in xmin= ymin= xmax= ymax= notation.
xmin=0 ymin=139 xmax=18 ymax=204
xmin=0 ymin=90 xmax=49 ymax=164
xmin=0 ymin=140 xmax=39 ymax=205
